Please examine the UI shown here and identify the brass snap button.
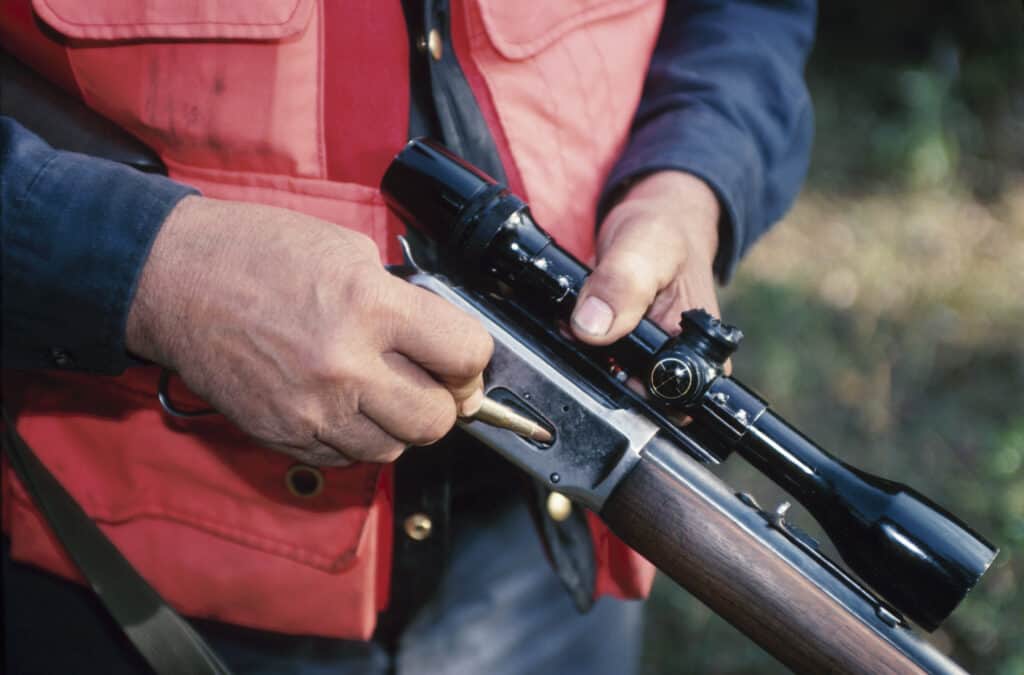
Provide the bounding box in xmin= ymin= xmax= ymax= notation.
xmin=546 ymin=491 xmax=572 ymax=522
xmin=427 ymin=29 xmax=443 ymax=61
xmin=286 ymin=464 xmax=324 ymax=498
xmin=404 ymin=513 xmax=433 ymax=541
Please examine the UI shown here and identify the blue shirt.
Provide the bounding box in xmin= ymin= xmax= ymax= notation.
xmin=1 ymin=0 xmax=815 ymax=374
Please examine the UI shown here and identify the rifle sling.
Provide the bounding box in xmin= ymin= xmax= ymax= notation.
xmin=2 ymin=409 xmax=232 ymax=675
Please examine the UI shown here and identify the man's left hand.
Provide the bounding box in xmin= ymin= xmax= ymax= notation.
xmin=571 ymin=171 xmax=722 ymax=344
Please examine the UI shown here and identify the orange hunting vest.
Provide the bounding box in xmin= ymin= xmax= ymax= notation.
xmin=0 ymin=0 xmax=664 ymax=639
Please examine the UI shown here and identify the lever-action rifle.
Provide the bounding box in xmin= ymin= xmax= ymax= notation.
xmin=381 ymin=139 xmax=999 ymax=675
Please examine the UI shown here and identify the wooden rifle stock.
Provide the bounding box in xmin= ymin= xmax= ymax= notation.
xmin=602 ymin=437 xmax=960 ymax=675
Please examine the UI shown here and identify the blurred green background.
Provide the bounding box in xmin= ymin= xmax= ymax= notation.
xmin=643 ymin=3 xmax=1024 ymax=674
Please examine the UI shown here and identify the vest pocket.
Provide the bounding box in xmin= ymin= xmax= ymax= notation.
xmin=28 ymin=0 xmax=325 ymax=178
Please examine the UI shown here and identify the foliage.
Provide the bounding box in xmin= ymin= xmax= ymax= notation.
xmin=643 ymin=4 xmax=1024 ymax=673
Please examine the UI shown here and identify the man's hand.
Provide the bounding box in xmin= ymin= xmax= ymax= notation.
xmin=126 ymin=196 xmax=492 ymax=467
xmin=571 ymin=171 xmax=722 ymax=345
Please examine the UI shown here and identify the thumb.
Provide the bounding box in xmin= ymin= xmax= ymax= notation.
xmin=571 ymin=219 xmax=680 ymax=346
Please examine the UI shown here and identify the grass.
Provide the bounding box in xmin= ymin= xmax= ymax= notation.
xmin=641 ymin=55 xmax=1024 ymax=674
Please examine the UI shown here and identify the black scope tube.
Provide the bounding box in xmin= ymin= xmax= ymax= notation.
xmin=733 ymin=402 xmax=996 ymax=631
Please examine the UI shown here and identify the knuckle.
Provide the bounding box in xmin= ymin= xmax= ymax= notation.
xmin=377 ymin=445 xmax=407 ymax=464
xmin=347 ymin=232 xmax=380 ymax=260
xmin=441 ymin=319 xmax=492 ymax=375
xmin=351 ymin=438 xmax=406 ymax=464
xmin=413 ymin=398 xmax=458 ymax=445
xmin=310 ymin=348 xmax=359 ymax=387
xmin=595 ymin=259 xmax=656 ymax=303
xmin=336 ymin=424 xmax=406 ymax=464
xmin=375 ymin=279 xmax=424 ymax=339
xmin=322 ymin=228 xmax=380 ymax=265
xmin=336 ymin=441 xmax=375 ymax=464
xmin=343 ymin=267 xmax=388 ymax=312
xmin=458 ymin=329 xmax=494 ymax=374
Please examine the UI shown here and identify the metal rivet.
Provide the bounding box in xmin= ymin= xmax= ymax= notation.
xmin=427 ymin=29 xmax=443 ymax=61
xmin=404 ymin=513 xmax=433 ymax=541
xmin=546 ymin=491 xmax=572 ymax=522
xmin=285 ymin=464 xmax=324 ymax=498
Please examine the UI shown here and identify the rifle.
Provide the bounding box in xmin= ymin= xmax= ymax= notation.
xmin=380 ymin=139 xmax=999 ymax=674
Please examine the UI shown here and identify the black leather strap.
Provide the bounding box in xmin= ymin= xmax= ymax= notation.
xmin=372 ymin=442 xmax=454 ymax=649
xmin=0 ymin=51 xmax=165 ymax=174
xmin=1 ymin=410 xmax=232 ymax=675
xmin=526 ymin=479 xmax=597 ymax=613
xmin=421 ymin=0 xmax=507 ymax=183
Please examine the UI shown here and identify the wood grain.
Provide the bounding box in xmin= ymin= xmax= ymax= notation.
xmin=602 ymin=451 xmax=928 ymax=675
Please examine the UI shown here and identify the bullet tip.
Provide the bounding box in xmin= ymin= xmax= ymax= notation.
xmin=531 ymin=426 xmax=554 ymax=444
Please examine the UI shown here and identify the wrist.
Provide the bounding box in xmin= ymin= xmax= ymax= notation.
xmin=621 ymin=170 xmax=720 ymax=264
xmin=125 ymin=195 xmax=212 ymax=367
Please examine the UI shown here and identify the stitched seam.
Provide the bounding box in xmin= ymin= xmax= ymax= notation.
xmin=526 ymin=56 xmax=570 ymax=201
xmin=9 ymin=485 xmax=368 ymax=571
xmin=562 ymin=34 xmax=600 ymax=172
xmin=162 ymin=165 xmax=386 ymax=206
xmin=8 ymin=154 xmax=59 ymax=223
xmin=36 ymin=0 xmax=306 ymax=29
xmin=477 ymin=0 xmax=652 ymax=59
xmin=582 ymin=21 xmax=614 ymax=136
xmin=314 ymin=0 xmax=325 ymax=178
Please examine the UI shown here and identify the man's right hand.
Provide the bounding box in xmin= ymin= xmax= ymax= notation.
xmin=125 ymin=196 xmax=493 ymax=467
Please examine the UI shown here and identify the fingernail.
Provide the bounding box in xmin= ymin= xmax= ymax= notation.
xmin=460 ymin=388 xmax=485 ymax=417
xmin=572 ymin=297 xmax=614 ymax=337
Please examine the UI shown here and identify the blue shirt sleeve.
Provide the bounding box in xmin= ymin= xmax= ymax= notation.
xmin=1 ymin=117 xmax=197 ymax=373
xmin=604 ymin=0 xmax=816 ymax=281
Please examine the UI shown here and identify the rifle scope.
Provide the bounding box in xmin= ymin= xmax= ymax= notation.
xmin=382 ymin=138 xmax=997 ymax=631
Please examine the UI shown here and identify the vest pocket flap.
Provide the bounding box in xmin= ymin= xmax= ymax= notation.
xmin=31 ymin=0 xmax=314 ymax=41
xmin=475 ymin=0 xmax=657 ymax=61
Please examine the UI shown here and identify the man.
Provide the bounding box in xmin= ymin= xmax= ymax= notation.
xmin=1 ymin=0 xmax=815 ymax=672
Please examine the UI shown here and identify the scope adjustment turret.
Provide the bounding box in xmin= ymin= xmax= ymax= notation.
xmin=679 ymin=309 xmax=743 ymax=366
